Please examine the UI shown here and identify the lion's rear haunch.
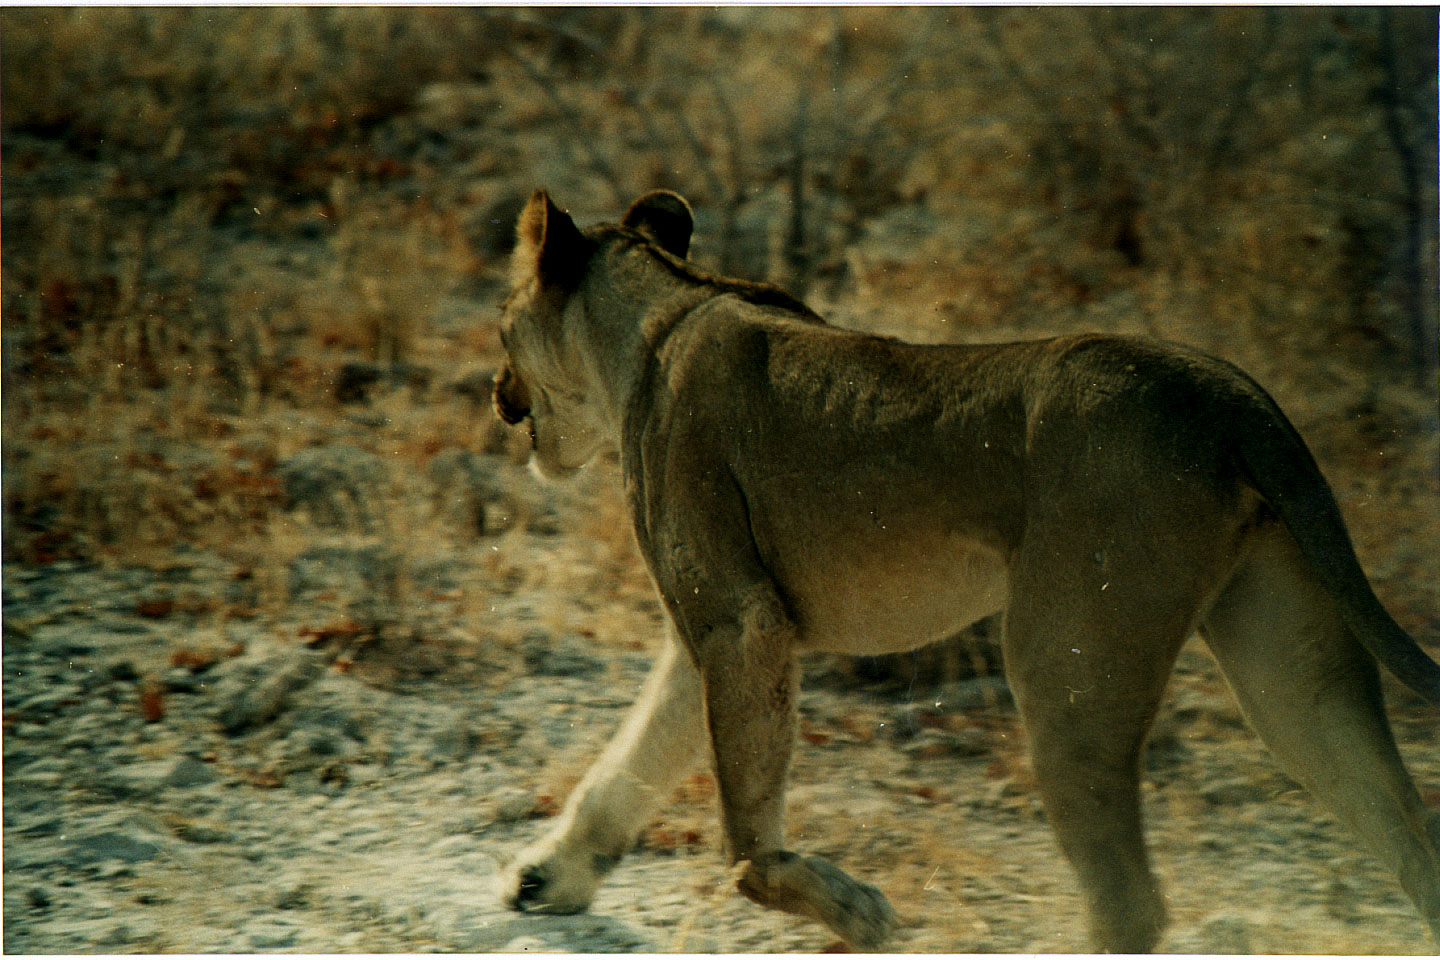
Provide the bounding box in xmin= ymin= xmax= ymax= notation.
xmin=1226 ymin=382 xmax=1440 ymax=704
xmin=491 ymin=188 xmax=1440 ymax=952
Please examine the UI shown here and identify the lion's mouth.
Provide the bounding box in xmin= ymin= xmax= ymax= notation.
xmin=492 ymin=366 xmax=532 ymax=426
xmin=494 ymin=392 xmax=531 ymax=427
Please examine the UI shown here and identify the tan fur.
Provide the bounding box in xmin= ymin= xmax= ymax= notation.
xmin=492 ymin=189 xmax=1440 ymax=951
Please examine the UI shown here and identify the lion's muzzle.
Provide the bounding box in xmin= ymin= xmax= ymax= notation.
xmin=492 ymin=363 xmax=532 ymax=426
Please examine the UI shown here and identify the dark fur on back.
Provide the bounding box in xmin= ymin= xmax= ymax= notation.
xmin=588 ymin=225 xmax=825 ymax=324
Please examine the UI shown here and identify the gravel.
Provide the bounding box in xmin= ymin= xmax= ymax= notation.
xmin=4 ymin=554 xmax=1437 ymax=953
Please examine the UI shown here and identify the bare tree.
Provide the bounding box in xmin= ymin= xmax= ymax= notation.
xmin=1374 ymin=7 xmax=1436 ymax=382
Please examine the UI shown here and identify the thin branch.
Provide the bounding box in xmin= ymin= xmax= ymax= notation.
xmin=785 ymin=83 xmax=810 ymax=285
xmin=1202 ymin=8 xmax=1279 ymax=176
xmin=662 ymin=69 xmax=729 ymax=206
xmin=977 ymin=10 xmax=1065 ymax=130
xmin=844 ymin=10 xmax=937 ymax=122
xmin=705 ymin=74 xmax=748 ymax=274
xmin=491 ymin=40 xmax=627 ymax=209
xmin=1079 ymin=11 xmax=1164 ymax=154
xmin=975 ymin=7 xmax=1091 ymax=185
xmin=828 ymin=16 xmax=946 ymax=197
xmin=495 ymin=9 xmax=734 ymax=213
xmin=1374 ymin=6 xmax=1432 ymax=379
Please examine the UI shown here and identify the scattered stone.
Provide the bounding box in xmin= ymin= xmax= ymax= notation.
xmin=174 ymin=822 xmax=234 ymax=844
xmin=278 ymin=445 xmax=386 ymax=532
xmin=217 ymin=652 xmax=323 ymax=735
xmin=493 ymin=787 xmax=540 ymax=823
xmin=429 ymin=834 xmax=476 ymax=857
xmin=3 ymin=531 xmax=1434 ymax=954
xmin=67 ymin=830 xmax=162 ymax=865
xmin=431 ymin=718 xmax=478 ymax=763
xmin=1166 ymin=683 xmax=1242 ymax=723
xmin=522 ymin=631 xmax=605 ymax=679
xmin=287 ymin=542 xmax=400 ymax=616
xmin=165 ymin=755 xmax=217 ymax=788
xmin=335 ymin=362 xmax=433 ymax=404
xmin=16 ymin=817 xmax=64 ymax=838
xmin=13 ymin=689 xmax=83 ymax=720
xmin=1143 ymin=728 xmax=1193 ymax=773
xmin=32 ymin=633 xmax=98 ymax=658
xmin=163 ymin=667 xmax=205 ymax=693
xmin=248 ymin=922 xmax=300 ymax=949
xmin=289 ymin=701 xmax=369 ymax=743
xmin=1197 ymin=911 xmax=1254 ymax=953
xmin=275 ymin=882 xmax=316 ymax=910
xmin=102 ymin=923 xmax=137 ymax=945
xmin=94 ymin=761 xmax=173 ymax=801
xmin=429 ymin=448 xmax=505 ymax=534
xmin=900 ymin=727 xmax=991 ymax=759
xmin=931 ymin=676 xmax=1013 ymax=711
xmin=335 ymin=362 xmax=384 ymax=404
xmin=303 ymin=731 xmax=345 ymax=757
xmin=1200 ymin=778 xmax=1270 ymax=807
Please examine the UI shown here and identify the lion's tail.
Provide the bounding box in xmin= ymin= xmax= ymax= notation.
xmin=1229 ymin=390 xmax=1440 ymax=705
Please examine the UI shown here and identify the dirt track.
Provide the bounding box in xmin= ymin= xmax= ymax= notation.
xmin=5 ymin=493 xmax=1438 ymax=953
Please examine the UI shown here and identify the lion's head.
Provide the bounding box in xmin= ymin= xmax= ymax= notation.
xmin=492 ymin=189 xmax=693 ymax=479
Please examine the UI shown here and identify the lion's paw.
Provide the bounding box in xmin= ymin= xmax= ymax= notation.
xmin=739 ymin=851 xmax=900 ymax=950
xmin=800 ymin=853 xmax=900 ymax=950
xmin=497 ymin=838 xmax=613 ymax=915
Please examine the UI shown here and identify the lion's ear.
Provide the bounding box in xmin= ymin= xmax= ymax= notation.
xmin=514 ymin=189 xmax=588 ymax=288
xmin=622 ymin=190 xmax=693 ymax=259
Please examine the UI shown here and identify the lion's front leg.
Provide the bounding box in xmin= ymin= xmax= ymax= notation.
xmin=499 ymin=629 xmax=704 ymax=913
xmin=696 ymin=603 xmax=900 ymax=950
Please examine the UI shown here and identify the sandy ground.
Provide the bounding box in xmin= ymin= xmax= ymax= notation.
xmin=5 ymin=467 xmax=1437 ymax=954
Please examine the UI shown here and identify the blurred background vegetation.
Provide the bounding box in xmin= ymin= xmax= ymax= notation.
xmin=3 ymin=7 xmax=1436 ymax=674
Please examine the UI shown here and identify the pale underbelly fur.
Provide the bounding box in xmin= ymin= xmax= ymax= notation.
xmin=778 ymin=535 xmax=1010 ymax=656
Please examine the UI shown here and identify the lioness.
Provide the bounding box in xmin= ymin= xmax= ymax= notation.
xmin=491 ymin=188 xmax=1440 ymax=952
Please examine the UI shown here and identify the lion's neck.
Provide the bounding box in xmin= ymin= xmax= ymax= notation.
xmin=571 ymin=258 xmax=710 ymax=439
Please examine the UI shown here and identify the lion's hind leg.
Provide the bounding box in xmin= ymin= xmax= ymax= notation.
xmin=1001 ymin=501 xmax=1228 ymax=952
xmin=1200 ymin=523 xmax=1440 ymax=944
xmin=499 ymin=629 xmax=706 ymax=914
xmin=1003 ymin=599 xmax=1184 ymax=952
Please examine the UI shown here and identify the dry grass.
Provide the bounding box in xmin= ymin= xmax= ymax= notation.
xmin=3 ymin=7 xmax=1436 ymax=680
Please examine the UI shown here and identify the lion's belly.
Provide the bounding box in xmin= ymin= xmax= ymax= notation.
xmin=773 ymin=530 xmax=1009 ymax=655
